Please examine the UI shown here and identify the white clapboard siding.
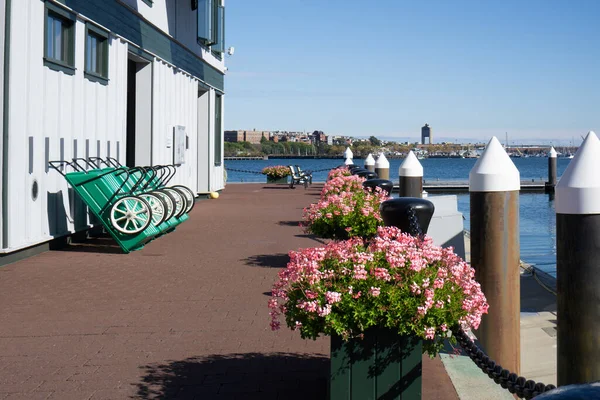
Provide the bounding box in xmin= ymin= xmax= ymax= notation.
xmin=6 ymin=1 xmax=128 ymax=250
xmin=152 ymin=59 xmax=199 ymax=192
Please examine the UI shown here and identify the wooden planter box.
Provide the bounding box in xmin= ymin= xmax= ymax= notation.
xmin=330 ymin=327 xmax=422 ymax=400
xmin=266 ymin=176 xmax=289 ymax=184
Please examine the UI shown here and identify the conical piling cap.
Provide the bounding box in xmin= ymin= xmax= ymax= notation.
xmin=469 ymin=137 xmax=520 ymax=192
xmin=365 ymin=154 xmax=375 ymax=166
xmin=344 ymin=147 xmax=354 ymax=159
xmin=344 ymin=157 xmax=354 ymax=165
xmin=375 ymin=153 xmax=389 ymax=168
xmin=399 ymin=151 xmax=423 ymax=177
xmin=549 ymin=147 xmax=557 ymax=158
xmin=556 ymin=131 xmax=600 ymax=214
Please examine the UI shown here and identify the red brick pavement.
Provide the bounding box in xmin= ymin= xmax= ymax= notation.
xmin=0 ymin=183 xmax=458 ymax=399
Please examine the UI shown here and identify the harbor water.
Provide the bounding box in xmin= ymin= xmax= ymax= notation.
xmin=225 ymin=157 xmax=572 ymax=277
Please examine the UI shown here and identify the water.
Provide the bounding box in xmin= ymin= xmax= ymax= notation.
xmin=225 ymin=157 xmax=570 ymax=183
xmin=225 ymin=157 xmax=571 ymax=277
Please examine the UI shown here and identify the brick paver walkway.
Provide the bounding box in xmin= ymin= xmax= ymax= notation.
xmin=0 ymin=183 xmax=458 ymax=399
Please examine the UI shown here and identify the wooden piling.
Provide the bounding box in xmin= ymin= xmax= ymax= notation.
xmin=556 ymin=131 xmax=600 ymax=386
xmin=469 ymin=136 xmax=520 ymax=375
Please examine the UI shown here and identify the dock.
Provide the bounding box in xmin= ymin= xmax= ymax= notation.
xmin=417 ymin=180 xmax=547 ymax=193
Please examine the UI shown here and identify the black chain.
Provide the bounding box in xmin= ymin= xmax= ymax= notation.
xmin=405 ymin=206 xmax=557 ymax=399
xmin=455 ymin=329 xmax=556 ymax=399
xmin=223 ymin=167 xmax=264 ymax=175
xmin=224 ymin=167 xmax=332 ymax=175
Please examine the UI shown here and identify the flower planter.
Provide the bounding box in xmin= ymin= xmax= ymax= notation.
xmin=267 ymin=176 xmax=289 ymax=184
xmin=330 ymin=327 xmax=422 ymax=400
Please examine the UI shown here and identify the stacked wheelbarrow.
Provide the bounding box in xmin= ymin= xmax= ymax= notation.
xmin=49 ymin=157 xmax=195 ymax=253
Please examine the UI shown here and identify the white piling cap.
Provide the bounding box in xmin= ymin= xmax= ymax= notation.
xmin=399 ymin=151 xmax=423 ymax=177
xmin=469 ymin=137 xmax=520 ymax=192
xmin=365 ymin=153 xmax=375 ymax=166
xmin=344 ymin=157 xmax=354 ymax=165
xmin=375 ymin=153 xmax=389 ymax=168
xmin=549 ymin=147 xmax=557 ymax=158
xmin=556 ymin=131 xmax=600 ymax=214
xmin=344 ymin=147 xmax=354 ymax=159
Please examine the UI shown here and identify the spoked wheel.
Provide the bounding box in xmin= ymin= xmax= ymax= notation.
xmin=171 ymin=185 xmax=196 ymax=213
xmin=110 ymin=196 xmax=152 ymax=235
xmin=163 ymin=187 xmax=187 ymax=218
xmin=139 ymin=192 xmax=167 ymax=226
xmin=152 ymin=190 xmax=176 ymax=221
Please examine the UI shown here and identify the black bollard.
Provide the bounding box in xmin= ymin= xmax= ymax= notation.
xmin=545 ymin=147 xmax=557 ymax=194
xmin=556 ymin=131 xmax=600 ymax=386
xmin=379 ymin=197 xmax=435 ymax=235
xmin=348 ymin=165 xmax=363 ymax=173
xmin=362 ymin=179 xmax=394 ymax=196
xmin=535 ymin=383 xmax=600 ymax=399
xmin=355 ymin=170 xmax=378 ymax=180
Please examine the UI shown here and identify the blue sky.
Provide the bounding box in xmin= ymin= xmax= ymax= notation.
xmin=224 ymin=0 xmax=600 ymax=143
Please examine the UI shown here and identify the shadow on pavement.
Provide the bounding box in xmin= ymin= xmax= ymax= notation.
xmin=135 ymin=352 xmax=328 ymax=399
xmin=55 ymin=237 xmax=125 ymax=254
xmin=278 ymin=220 xmax=301 ymax=227
xmin=246 ymin=253 xmax=290 ymax=268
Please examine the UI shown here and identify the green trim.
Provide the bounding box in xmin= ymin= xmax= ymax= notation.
xmin=45 ymin=1 xmax=76 ymax=20
xmin=43 ymin=57 xmax=76 ymax=75
xmin=214 ymin=93 xmax=222 ymax=166
xmin=128 ymin=45 xmax=154 ymax=62
xmin=141 ymin=0 xmax=153 ymax=6
xmin=84 ymin=71 xmax=108 ymax=85
xmin=2 ymin=0 xmax=10 ymax=249
xmin=86 ymin=21 xmax=108 ymax=38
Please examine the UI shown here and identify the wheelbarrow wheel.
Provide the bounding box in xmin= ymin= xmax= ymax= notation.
xmin=163 ymin=187 xmax=187 ymax=218
xmin=139 ymin=192 xmax=167 ymax=226
xmin=171 ymin=185 xmax=196 ymax=214
xmin=110 ymin=196 xmax=152 ymax=235
xmin=152 ymin=190 xmax=176 ymax=221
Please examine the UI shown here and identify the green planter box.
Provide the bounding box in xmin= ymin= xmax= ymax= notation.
xmin=266 ymin=176 xmax=289 ymax=184
xmin=330 ymin=328 xmax=422 ymax=400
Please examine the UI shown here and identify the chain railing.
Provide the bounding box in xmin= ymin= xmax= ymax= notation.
xmin=406 ymin=207 xmax=557 ymax=399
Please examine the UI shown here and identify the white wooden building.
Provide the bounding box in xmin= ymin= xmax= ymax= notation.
xmin=0 ymin=0 xmax=226 ymax=256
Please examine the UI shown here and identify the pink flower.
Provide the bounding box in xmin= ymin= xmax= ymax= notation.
xmin=326 ymin=291 xmax=342 ymax=304
xmin=440 ymin=324 xmax=448 ymax=332
xmin=425 ymin=327 xmax=436 ymax=340
xmin=369 ymin=287 xmax=381 ymax=297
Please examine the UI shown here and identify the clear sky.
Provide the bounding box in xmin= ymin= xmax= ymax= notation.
xmin=224 ymin=0 xmax=600 ymax=143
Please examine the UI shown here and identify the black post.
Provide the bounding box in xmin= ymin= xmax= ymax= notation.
xmin=545 ymin=147 xmax=557 ymax=194
xmin=398 ymin=151 xmax=423 ymax=198
xmin=556 ymin=131 xmax=600 ymax=386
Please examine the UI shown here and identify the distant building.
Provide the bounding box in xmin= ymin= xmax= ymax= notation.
xmin=224 ymin=130 xmax=269 ymax=144
xmin=311 ymin=130 xmax=327 ymax=144
xmin=421 ymin=124 xmax=433 ymax=145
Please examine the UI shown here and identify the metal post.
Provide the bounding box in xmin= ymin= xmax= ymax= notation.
xmin=375 ymin=153 xmax=389 ymax=180
xmin=344 ymin=157 xmax=353 ymax=166
xmin=545 ymin=147 xmax=557 ymax=193
xmin=399 ymin=151 xmax=423 ymax=198
xmin=364 ymin=153 xmax=375 ymax=173
xmin=469 ymin=136 xmax=520 ymax=375
xmin=556 ymin=131 xmax=600 ymax=386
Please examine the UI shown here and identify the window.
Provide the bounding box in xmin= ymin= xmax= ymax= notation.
xmin=197 ymin=0 xmax=225 ymax=55
xmin=85 ymin=24 xmax=109 ymax=83
xmin=214 ymin=94 xmax=222 ymax=166
xmin=44 ymin=2 xmax=76 ymax=73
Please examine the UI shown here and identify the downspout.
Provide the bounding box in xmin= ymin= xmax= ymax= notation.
xmin=2 ymin=0 xmax=10 ymax=249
